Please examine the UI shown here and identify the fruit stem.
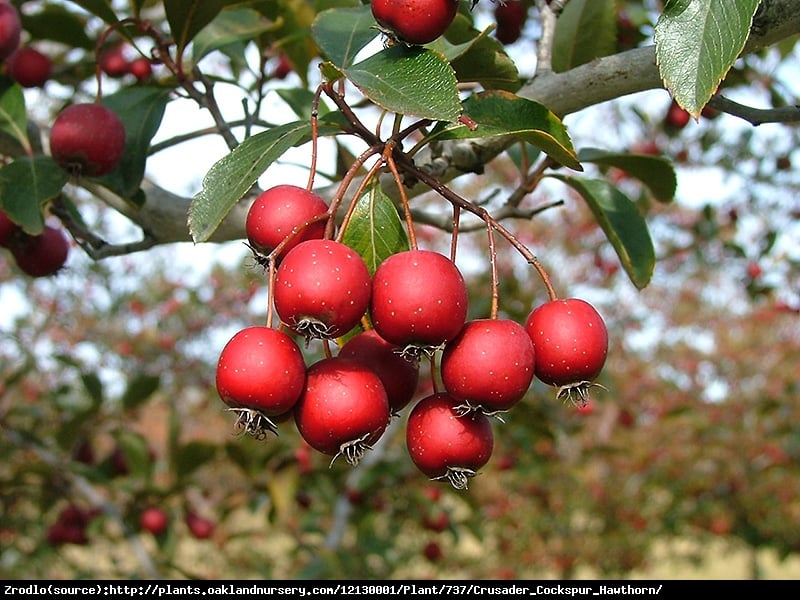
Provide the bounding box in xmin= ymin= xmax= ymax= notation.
xmin=486 ymin=221 xmax=499 ymax=320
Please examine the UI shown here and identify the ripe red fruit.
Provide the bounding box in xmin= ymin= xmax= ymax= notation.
xmin=272 ymin=53 xmax=293 ymax=79
xmin=0 ymin=209 xmax=20 ymax=247
xmin=128 ymin=57 xmax=153 ymax=82
xmin=6 ymin=46 xmax=52 ymax=87
xmin=371 ymin=0 xmax=459 ymax=46
xmin=10 ymin=224 xmax=70 ymax=277
xmin=293 ymin=356 xmax=390 ymax=466
xmin=246 ymin=184 xmax=329 ymax=260
xmin=338 ymin=328 xmax=420 ymax=415
xmin=440 ymin=318 xmax=535 ymax=415
xmin=423 ymin=540 xmax=444 ymax=562
xmin=665 ymin=99 xmax=691 ymax=129
xmin=216 ymin=326 xmax=307 ymax=438
xmin=0 ymin=1 xmax=21 ymax=62
xmin=50 ymin=103 xmax=127 ymax=178
xmin=370 ymin=249 xmax=468 ymax=356
xmin=274 ymin=239 xmax=372 ymax=340
xmin=495 ymin=1 xmax=527 ymax=45
xmin=47 ymin=505 xmax=95 ymax=546
xmin=406 ymin=392 xmax=494 ymax=490
xmin=99 ymin=45 xmax=129 ymax=78
xmin=139 ymin=506 xmax=169 ymax=536
xmin=185 ymin=511 xmax=215 ymax=540
xmin=524 ymin=298 xmax=608 ymax=405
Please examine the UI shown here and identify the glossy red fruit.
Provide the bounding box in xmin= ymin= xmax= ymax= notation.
xmin=129 ymin=57 xmax=153 ymax=81
xmin=0 ymin=209 xmax=20 ymax=247
xmin=370 ymin=249 xmax=468 ymax=355
xmin=50 ymin=103 xmax=127 ymax=177
xmin=139 ymin=506 xmax=169 ymax=536
xmin=294 ymin=356 xmax=390 ymax=466
xmin=338 ymin=328 xmax=420 ymax=415
xmin=6 ymin=46 xmax=52 ymax=87
xmin=99 ymin=45 xmax=129 ymax=78
xmin=665 ymin=99 xmax=691 ymax=129
xmin=216 ymin=326 xmax=307 ymax=438
xmin=274 ymin=239 xmax=372 ymax=340
xmin=185 ymin=511 xmax=215 ymax=540
xmin=495 ymin=1 xmax=527 ymax=45
xmin=10 ymin=224 xmax=70 ymax=277
xmin=524 ymin=298 xmax=608 ymax=404
xmin=0 ymin=1 xmax=21 ymax=62
xmin=406 ymin=392 xmax=494 ymax=490
xmin=440 ymin=318 xmax=535 ymax=414
xmin=246 ymin=184 xmax=329 ymax=260
xmin=371 ymin=0 xmax=459 ymax=46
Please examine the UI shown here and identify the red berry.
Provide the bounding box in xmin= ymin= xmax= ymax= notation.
xmin=0 ymin=1 xmax=21 ymax=63
xmin=495 ymin=1 xmax=527 ymax=45
xmin=293 ymin=356 xmax=390 ymax=466
xmin=371 ymin=0 xmax=459 ymax=46
xmin=272 ymin=53 xmax=293 ymax=79
xmin=0 ymin=209 xmax=20 ymax=247
xmin=274 ymin=239 xmax=372 ymax=340
xmin=423 ymin=540 xmax=444 ymax=562
xmin=665 ymin=99 xmax=691 ymax=129
xmin=440 ymin=318 xmax=535 ymax=414
xmin=185 ymin=511 xmax=216 ymax=540
xmin=338 ymin=328 xmax=420 ymax=415
xmin=129 ymin=57 xmax=153 ymax=81
xmin=216 ymin=326 xmax=307 ymax=438
xmin=99 ymin=45 xmax=129 ymax=78
xmin=370 ymin=249 xmax=468 ymax=355
xmin=6 ymin=46 xmax=52 ymax=87
xmin=246 ymin=184 xmax=329 ymax=260
xmin=9 ymin=224 xmax=70 ymax=278
xmin=50 ymin=103 xmax=127 ymax=178
xmin=139 ymin=506 xmax=169 ymax=536
xmin=406 ymin=392 xmax=494 ymax=490
xmin=524 ymin=298 xmax=608 ymax=404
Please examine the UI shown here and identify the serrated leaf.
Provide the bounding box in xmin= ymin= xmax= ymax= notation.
xmin=655 ymin=0 xmax=760 ymax=116
xmin=165 ymin=0 xmax=226 ymax=60
xmin=429 ymin=91 xmax=581 ymax=171
xmin=175 ymin=441 xmax=218 ymax=479
xmin=550 ymin=176 xmax=655 ymax=289
xmin=578 ymin=147 xmax=676 ymax=203
xmin=340 ymin=181 xmax=410 ymax=275
xmin=552 ymin=0 xmax=617 ymax=72
xmin=311 ymin=5 xmax=380 ymax=69
xmin=0 ymin=157 xmax=68 ymax=234
xmin=95 ymin=86 xmax=171 ymax=199
xmin=192 ymin=8 xmax=273 ymax=63
xmin=189 ymin=122 xmax=310 ymax=243
xmin=0 ymin=77 xmax=30 ymax=153
xmin=120 ymin=373 xmax=160 ymax=410
xmin=345 ymin=45 xmax=461 ymax=123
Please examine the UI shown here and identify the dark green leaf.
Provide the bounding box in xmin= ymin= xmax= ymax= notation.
xmin=80 ymin=372 xmax=104 ymax=407
xmin=115 ymin=430 xmax=154 ymax=480
xmin=64 ymin=0 xmax=118 ymax=24
xmin=340 ymin=180 xmax=410 ymax=275
xmin=95 ymin=86 xmax=171 ymax=199
xmin=0 ymin=157 xmax=68 ymax=234
xmin=552 ymin=0 xmax=617 ymax=72
xmin=192 ymin=8 xmax=274 ymax=63
xmin=164 ymin=0 xmax=226 ymax=59
xmin=578 ymin=147 xmax=676 ymax=203
xmin=120 ymin=373 xmax=161 ymax=410
xmin=655 ymin=0 xmax=760 ymax=116
xmin=0 ymin=77 xmax=30 ymax=152
xmin=175 ymin=441 xmax=218 ymax=479
xmin=345 ymin=45 xmax=462 ymax=123
xmin=21 ymin=4 xmax=94 ymax=49
xmin=550 ymin=176 xmax=655 ymax=289
xmin=429 ymin=91 xmax=581 ymax=171
xmin=311 ymin=5 xmax=380 ymax=69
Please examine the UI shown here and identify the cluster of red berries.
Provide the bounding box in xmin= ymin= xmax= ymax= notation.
xmin=0 ymin=0 xmax=51 ymax=88
xmin=216 ymin=184 xmax=608 ymax=490
xmin=99 ymin=43 xmax=153 ymax=82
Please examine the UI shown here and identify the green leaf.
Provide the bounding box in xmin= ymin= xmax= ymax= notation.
xmin=80 ymin=372 xmax=104 ymax=407
xmin=114 ymin=430 xmax=154 ymax=480
xmin=95 ymin=86 xmax=171 ymax=199
xmin=21 ymin=4 xmax=94 ymax=49
xmin=340 ymin=181 xmax=410 ymax=275
xmin=552 ymin=0 xmax=617 ymax=72
xmin=192 ymin=8 xmax=274 ymax=63
xmin=578 ymin=147 xmax=677 ymax=203
xmin=164 ymin=0 xmax=226 ymax=60
xmin=189 ymin=122 xmax=311 ymax=243
xmin=344 ymin=45 xmax=462 ymax=123
xmin=311 ymin=5 xmax=380 ymax=69
xmin=276 ymin=87 xmax=332 ymax=122
xmin=655 ymin=0 xmax=760 ymax=116
xmin=429 ymin=91 xmax=581 ymax=171
xmin=550 ymin=176 xmax=655 ymax=289
xmin=120 ymin=373 xmax=160 ymax=410
xmin=0 ymin=77 xmax=30 ymax=153
xmin=64 ymin=0 xmax=118 ymax=24
xmin=0 ymin=157 xmax=68 ymax=234
xmin=175 ymin=441 xmax=218 ymax=479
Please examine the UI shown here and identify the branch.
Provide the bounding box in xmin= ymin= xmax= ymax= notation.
xmin=709 ymin=95 xmax=800 ymax=126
